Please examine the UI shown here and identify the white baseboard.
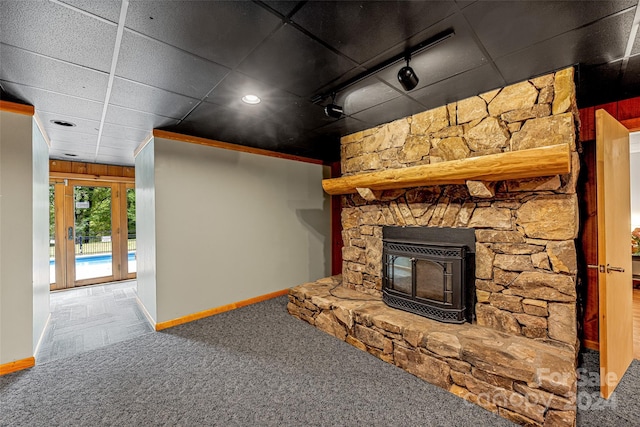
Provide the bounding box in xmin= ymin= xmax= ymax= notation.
xmin=33 ymin=312 xmax=52 ymax=362
xmin=135 ymin=295 xmax=156 ymax=329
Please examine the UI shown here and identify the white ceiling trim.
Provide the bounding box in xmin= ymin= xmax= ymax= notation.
xmin=94 ymin=0 xmax=129 ymax=163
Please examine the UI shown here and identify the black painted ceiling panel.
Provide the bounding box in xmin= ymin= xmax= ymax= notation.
xmin=409 ymin=64 xmax=504 ymax=111
xmin=622 ymin=55 xmax=640 ymax=91
xmin=259 ymin=1 xmax=303 ymax=17
xmin=495 ymin=8 xmax=635 ymax=84
xmin=338 ymin=77 xmax=403 ymax=116
xmin=125 ymin=1 xmax=282 ymax=69
xmin=236 ymin=23 xmax=358 ymax=97
xmin=291 ymin=1 xmax=458 ymax=64
xmin=115 ymin=31 xmax=230 ymax=99
xmin=576 ymin=61 xmax=623 ymax=107
xmin=350 ymin=93 xmax=426 ymax=127
xmin=168 ymin=102 xmax=267 ymax=143
xmin=0 ymin=1 xmax=117 ymax=72
xmin=314 ymin=116 xmax=375 ymax=137
xmin=1 ymin=0 xmax=639 ymax=166
xmin=267 ymin=99 xmax=340 ymax=132
xmin=0 ymin=44 xmax=109 ymax=102
xmin=371 ymin=14 xmax=489 ymax=94
xmin=203 ymin=71 xmax=297 ymax=118
xmin=464 ymin=1 xmax=637 ymax=60
xmin=455 ymin=0 xmax=477 ymax=10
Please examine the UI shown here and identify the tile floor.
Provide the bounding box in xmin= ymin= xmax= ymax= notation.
xmin=36 ymin=280 xmax=154 ymax=364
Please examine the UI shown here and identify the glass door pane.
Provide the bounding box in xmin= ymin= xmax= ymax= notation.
xmin=74 ymin=185 xmax=112 ymax=281
xmin=127 ymin=187 xmax=136 ymax=274
xmin=415 ymin=259 xmax=449 ymax=303
xmin=389 ymin=256 xmax=412 ymax=294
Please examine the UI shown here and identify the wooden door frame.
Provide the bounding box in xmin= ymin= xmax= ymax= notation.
xmin=49 ymin=160 xmax=136 ymax=290
xmin=124 ymin=183 xmax=136 ymax=280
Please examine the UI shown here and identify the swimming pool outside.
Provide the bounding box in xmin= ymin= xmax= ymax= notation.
xmin=50 ymin=251 xmax=136 ymax=283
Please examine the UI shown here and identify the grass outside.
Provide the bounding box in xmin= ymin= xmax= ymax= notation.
xmin=49 ymin=239 xmax=136 ymax=258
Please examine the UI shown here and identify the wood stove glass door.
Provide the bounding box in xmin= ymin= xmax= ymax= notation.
xmin=388 ymin=256 xmax=412 ymax=295
xmin=415 ymin=259 xmax=452 ymax=304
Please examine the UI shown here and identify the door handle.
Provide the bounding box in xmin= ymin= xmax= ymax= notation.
xmin=68 ymin=226 xmax=74 ymax=240
xmin=606 ymin=264 xmax=625 ymax=273
xmin=587 ymin=264 xmax=605 ymax=273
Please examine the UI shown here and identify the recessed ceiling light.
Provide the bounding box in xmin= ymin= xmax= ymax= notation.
xmin=50 ymin=119 xmax=76 ymax=127
xmin=64 ymin=153 xmax=78 ymax=157
xmin=241 ymin=94 xmax=261 ymax=105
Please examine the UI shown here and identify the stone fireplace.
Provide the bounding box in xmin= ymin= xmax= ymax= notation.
xmin=288 ymin=67 xmax=580 ymax=426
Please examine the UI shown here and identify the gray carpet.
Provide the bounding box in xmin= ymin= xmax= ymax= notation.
xmin=2 ymin=296 xmax=513 ymax=426
xmin=1 ymin=296 xmax=638 ymax=426
xmin=576 ymin=350 xmax=640 ymax=426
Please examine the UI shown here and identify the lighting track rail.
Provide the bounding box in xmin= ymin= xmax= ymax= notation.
xmin=311 ymin=29 xmax=455 ymax=105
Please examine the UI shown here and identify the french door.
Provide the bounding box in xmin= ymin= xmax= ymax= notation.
xmin=50 ymin=180 xmax=135 ymax=290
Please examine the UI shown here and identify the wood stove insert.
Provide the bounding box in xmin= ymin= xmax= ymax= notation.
xmin=382 ymin=226 xmax=475 ymax=324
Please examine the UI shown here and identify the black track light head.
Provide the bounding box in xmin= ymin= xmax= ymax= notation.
xmin=324 ymin=103 xmax=343 ymax=119
xmin=324 ymin=93 xmax=343 ymax=118
xmin=398 ymin=56 xmax=419 ymax=91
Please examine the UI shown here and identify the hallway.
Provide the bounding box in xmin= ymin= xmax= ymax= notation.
xmin=36 ymin=281 xmax=153 ymax=364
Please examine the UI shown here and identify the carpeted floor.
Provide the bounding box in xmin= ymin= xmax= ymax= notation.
xmin=1 ymin=296 xmax=639 ymax=426
xmin=576 ymin=350 xmax=640 ymax=426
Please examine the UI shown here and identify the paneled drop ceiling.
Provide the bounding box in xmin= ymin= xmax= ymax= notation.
xmin=1 ymin=1 xmax=639 ymax=165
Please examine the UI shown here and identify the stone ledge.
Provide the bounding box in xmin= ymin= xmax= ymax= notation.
xmin=288 ymin=276 xmax=577 ymax=427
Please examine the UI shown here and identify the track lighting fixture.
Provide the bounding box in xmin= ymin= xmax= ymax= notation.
xmin=324 ymin=94 xmax=343 ymax=119
xmin=311 ymin=29 xmax=454 ymax=106
xmin=397 ymin=55 xmax=419 ymax=91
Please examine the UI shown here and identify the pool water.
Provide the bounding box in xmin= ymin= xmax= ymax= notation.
xmin=50 ymin=251 xmax=136 ymax=283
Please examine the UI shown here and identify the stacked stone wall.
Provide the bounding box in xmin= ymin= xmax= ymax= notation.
xmin=339 ymin=68 xmax=580 ymax=349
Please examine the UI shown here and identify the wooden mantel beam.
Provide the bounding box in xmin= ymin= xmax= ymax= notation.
xmin=322 ymin=143 xmax=571 ymax=195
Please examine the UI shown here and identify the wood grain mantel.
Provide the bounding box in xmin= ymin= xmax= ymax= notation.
xmin=322 ymin=143 xmax=571 ymax=195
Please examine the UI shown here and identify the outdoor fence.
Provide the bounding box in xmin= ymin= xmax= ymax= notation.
xmin=49 ymin=233 xmax=136 ymax=257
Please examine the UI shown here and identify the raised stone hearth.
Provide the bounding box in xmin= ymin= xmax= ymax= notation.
xmin=288 ymin=277 xmax=577 ymax=426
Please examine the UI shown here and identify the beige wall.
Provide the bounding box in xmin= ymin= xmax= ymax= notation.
xmin=136 ymin=137 xmax=331 ymax=324
xmin=0 ymin=110 xmax=49 ymax=364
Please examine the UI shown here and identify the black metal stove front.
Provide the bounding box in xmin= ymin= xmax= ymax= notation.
xmin=382 ymin=226 xmax=475 ymax=324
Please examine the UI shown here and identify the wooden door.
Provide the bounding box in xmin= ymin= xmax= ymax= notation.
xmin=596 ymin=109 xmax=633 ymax=398
xmin=50 ymin=180 xmax=135 ymax=289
